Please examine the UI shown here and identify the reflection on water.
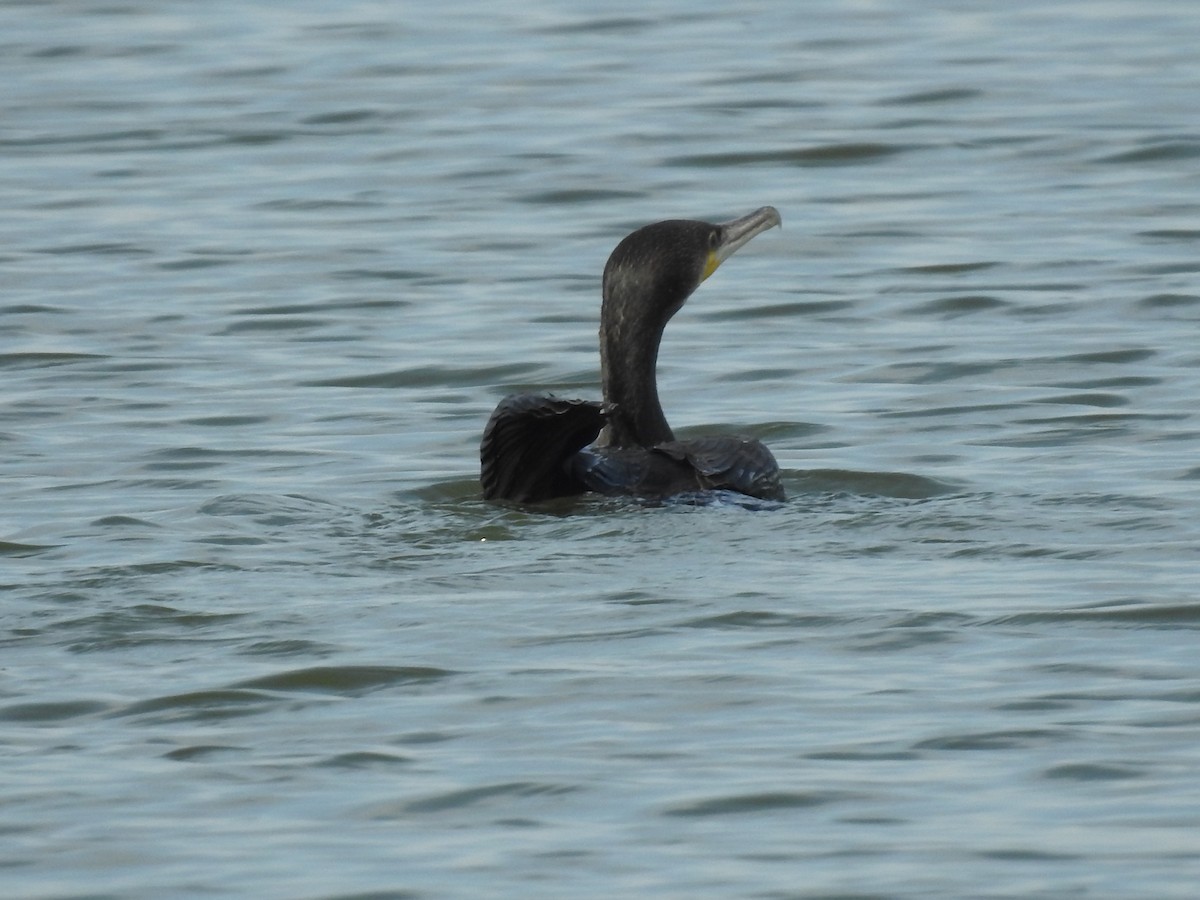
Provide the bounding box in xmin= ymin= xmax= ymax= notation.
xmin=4 ymin=0 xmax=1200 ymax=896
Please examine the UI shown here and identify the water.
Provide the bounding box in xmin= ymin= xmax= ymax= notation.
xmin=4 ymin=1 xmax=1200 ymax=897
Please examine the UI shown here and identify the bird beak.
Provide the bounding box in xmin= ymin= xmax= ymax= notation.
xmin=702 ymin=206 xmax=782 ymax=281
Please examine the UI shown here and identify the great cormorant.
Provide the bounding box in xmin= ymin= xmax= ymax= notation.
xmin=480 ymin=206 xmax=783 ymax=503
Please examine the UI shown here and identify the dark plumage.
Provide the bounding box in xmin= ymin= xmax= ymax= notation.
xmin=480 ymin=206 xmax=783 ymax=504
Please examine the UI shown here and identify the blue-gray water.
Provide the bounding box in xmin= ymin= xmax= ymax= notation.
xmin=4 ymin=2 xmax=1200 ymax=897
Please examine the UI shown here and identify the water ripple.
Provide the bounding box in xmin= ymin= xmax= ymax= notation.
xmin=665 ymin=142 xmax=909 ymax=168
xmin=231 ymin=665 xmax=456 ymax=695
xmin=664 ymin=791 xmax=853 ymax=816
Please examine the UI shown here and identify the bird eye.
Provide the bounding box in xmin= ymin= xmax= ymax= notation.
xmin=708 ymin=229 xmax=721 ymax=249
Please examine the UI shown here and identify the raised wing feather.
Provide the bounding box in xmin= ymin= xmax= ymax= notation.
xmin=480 ymin=394 xmax=607 ymax=502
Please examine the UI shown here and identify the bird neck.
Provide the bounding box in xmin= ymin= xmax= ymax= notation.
xmin=598 ymin=312 xmax=674 ymax=448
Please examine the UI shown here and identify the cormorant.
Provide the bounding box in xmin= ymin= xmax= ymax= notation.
xmin=480 ymin=206 xmax=783 ymax=504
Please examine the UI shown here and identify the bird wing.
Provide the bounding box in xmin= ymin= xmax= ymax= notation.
xmin=654 ymin=435 xmax=785 ymax=501
xmin=480 ymin=394 xmax=608 ymax=502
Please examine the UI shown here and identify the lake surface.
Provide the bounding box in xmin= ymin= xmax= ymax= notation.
xmin=4 ymin=1 xmax=1200 ymax=897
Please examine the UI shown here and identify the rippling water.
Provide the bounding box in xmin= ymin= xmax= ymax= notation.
xmin=5 ymin=1 xmax=1200 ymax=897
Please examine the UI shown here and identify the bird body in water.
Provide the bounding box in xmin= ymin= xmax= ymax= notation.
xmin=481 ymin=206 xmax=784 ymax=504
